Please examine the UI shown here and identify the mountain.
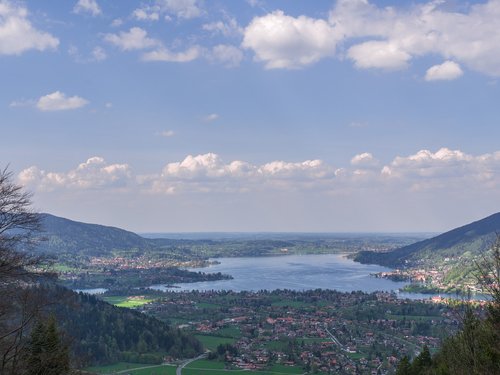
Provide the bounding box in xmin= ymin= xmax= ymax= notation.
xmin=355 ymin=212 xmax=500 ymax=267
xmin=36 ymin=213 xmax=154 ymax=257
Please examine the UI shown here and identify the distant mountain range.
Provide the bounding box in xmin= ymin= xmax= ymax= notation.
xmin=355 ymin=212 xmax=500 ymax=267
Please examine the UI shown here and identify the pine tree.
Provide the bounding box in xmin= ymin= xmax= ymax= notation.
xmin=26 ymin=317 xmax=70 ymax=375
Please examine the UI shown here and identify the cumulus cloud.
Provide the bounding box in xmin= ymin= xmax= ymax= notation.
xmin=142 ymin=45 xmax=200 ymax=62
xmin=18 ymin=149 xmax=500 ymax=196
xmin=73 ymin=0 xmax=101 ymax=16
xmin=209 ymin=45 xmax=244 ymax=67
xmin=203 ymin=113 xmax=219 ymax=122
xmin=242 ymin=10 xmax=339 ymax=69
xmin=91 ymin=46 xmax=107 ymax=61
xmin=347 ymin=41 xmax=411 ymax=70
xmin=104 ymin=27 xmax=159 ymax=51
xmin=132 ymin=0 xmax=202 ymax=22
xmin=19 ymin=157 xmax=132 ymax=191
xmin=351 ymin=152 xmax=379 ymax=167
xmin=425 ymin=61 xmax=463 ymax=81
xmin=241 ymin=0 xmax=500 ymax=76
xmin=0 ymin=1 xmax=59 ymax=55
xmin=203 ymin=17 xmax=243 ymax=38
xmin=36 ymin=91 xmax=88 ymax=111
xmin=160 ymin=130 xmax=175 ymax=137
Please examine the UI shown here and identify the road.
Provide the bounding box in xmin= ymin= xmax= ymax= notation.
xmin=325 ymin=327 xmax=348 ymax=352
xmin=176 ymin=352 xmax=208 ymax=375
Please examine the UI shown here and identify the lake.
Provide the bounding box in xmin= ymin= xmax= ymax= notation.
xmin=151 ymin=253 xmax=412 ymax=294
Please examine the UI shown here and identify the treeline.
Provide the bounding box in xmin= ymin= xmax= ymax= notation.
xmin=62 ymin=266 xmax=232 ymax=289
xmin=39 ymin=284 xmax=202 ymax=366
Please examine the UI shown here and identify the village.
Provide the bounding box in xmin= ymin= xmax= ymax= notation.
xmin=140 ymin=289 xmax=461 ymax=374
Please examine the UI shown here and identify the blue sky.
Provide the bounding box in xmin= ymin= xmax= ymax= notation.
xmin=1 ymin=0 xmax=499 ymax=232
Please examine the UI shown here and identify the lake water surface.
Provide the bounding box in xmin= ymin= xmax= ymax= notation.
xmin=151 ymin=254 xmax=411 ymax=294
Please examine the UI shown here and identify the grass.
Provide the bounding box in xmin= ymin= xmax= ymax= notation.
xmin=216 ymin=326 xmax=241 ymax=338
xmin=125 ymin=364 xmax=177 ymax=375
xmin=195 ymin=335 xmax=235 ymax=350
xmin=101 ymin=296 xmax=155 ymax=308
xmin=268 ymin=364 xmax=303 ymax=374
xmin=186 ymin=359 xmax=225 ymax=369
xmin=86 ymin=362 xmax=150 ymax=373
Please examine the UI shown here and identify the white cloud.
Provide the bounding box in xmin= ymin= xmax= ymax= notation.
xmin=19 ymin=157 xmax=132 ymax=191
xmin=104 ymin=27 xmax=159 ymax=51
xmin=132 ymin=8 xmax=160 ymax=21
xmin=132 ymin=0 xmax=202 ymax=22
xmin=160 ymin=130 xmax=175 ymax=137
xmin=142 ymin=45 xmax=200 ymax=62
xmin=91 ymin=46 xmax=106 ymax=61
xmin=242 ymin=10 xmax=339 ymax=69
xmin=425 ymin=61 xmax=463 ymax=81
xmin=159 ymin=0 xmax=202 ymax=19
xmin=0 ymin=1 xmax=59 ymax=55
xmin=203 ymin=17 xmax=243 ymax=38
xmin=111 ymin=18 xmax=123 ymax=27
xmin=73 ymin=0 xmax=101 ymax=16
xmin=241 ymin=1 xmax=500 ymax=76
xmin=203 ymin=113 xmax=219 ymax=122
xmin=36 ymin=91 xmax=88 ymax=112
xmin=18 ymin=149 xmax=500 ymax=196
xmin=351 ymin=152 xmax=379 ymax=167
xmin=347 ymin=41 xmax=411 ymax=70
xmin=210 ymin=44 xmax=244 ymax=67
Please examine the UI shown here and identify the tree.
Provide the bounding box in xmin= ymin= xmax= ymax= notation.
xmin=26 ymin=317 xmax=70 ymax=375
xmin=0 ymin=167 xmax=53 ymax=374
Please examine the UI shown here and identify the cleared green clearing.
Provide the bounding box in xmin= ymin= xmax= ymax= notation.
xmin=183 ymin=370 xmax=301 ymax=375
xmin=53 ymin=263 xmax=75 ymax=272
xmin=269 ymin=364 xmax=303 ymax=374
xmin=186 ymin=359 xmax=225 ymax=369
xmin=195 ymin=335 xmax=235 ymax=350
xmin=347 ymin=352 xmax=365 ymax=360
xmin=126 ymin=364 xmax=177 ymax=375
xmin=86 ymin=362 xmax=149 ymax=373
xmin=197 ymin=302 xmax=221 ymax=309
xmin=216 ymin=326 xmax=241 ymax=338
xmin=102 ymin=296 xmax=154 ymax=308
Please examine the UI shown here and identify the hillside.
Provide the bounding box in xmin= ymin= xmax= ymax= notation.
xmin=36 ymin=213 xmax=154 ymax=257
xmin=39 ymin=283 xmax=203 ymax=366
xmin=355 ymin=212 xmax=500 ymax=267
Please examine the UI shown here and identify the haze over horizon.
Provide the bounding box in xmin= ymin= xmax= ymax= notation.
xmin=2 ymin=0 xmax=499 ymax=233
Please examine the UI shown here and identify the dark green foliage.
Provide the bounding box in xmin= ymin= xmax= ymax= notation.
xmin=26 ymin=317 xmax=70 ymax=375
xmin=36 ymin=284 xmax=202 ymax=367
xmin=396 ymin=356 xmax=411 ymax=375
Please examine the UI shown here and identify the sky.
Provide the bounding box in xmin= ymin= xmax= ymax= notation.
xmin=1 ymin=0 xmax=500 ymax=233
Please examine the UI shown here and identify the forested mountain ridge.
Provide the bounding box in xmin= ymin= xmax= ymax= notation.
xmin=37 ymin=213 xmax=154 ymax=257
xmin=38 ymin=284 xmax=202 ymax=366
xmin=355 ymin=212 xmax=500 ymax=267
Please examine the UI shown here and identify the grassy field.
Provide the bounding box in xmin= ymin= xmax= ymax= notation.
xmin=124 ymin=364 xmax=177 ymax=375
xmin=86 ymin=362 xmax=152 ymax=373
xmin=216 ymin=326 xmax=241 ymax=338
xmin=195 ymin=335 xmax=236 ymax=350
xmin=102 ymin=296 xmax=155 ymax=308
xmin=186 ymin=359 xmax=226 ymax=369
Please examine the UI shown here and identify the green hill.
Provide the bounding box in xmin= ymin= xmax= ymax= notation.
xmin=36 ymin=213 xmax=154 ymax=257
xmin=355 ymin=212 xmax=500 ymax=267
